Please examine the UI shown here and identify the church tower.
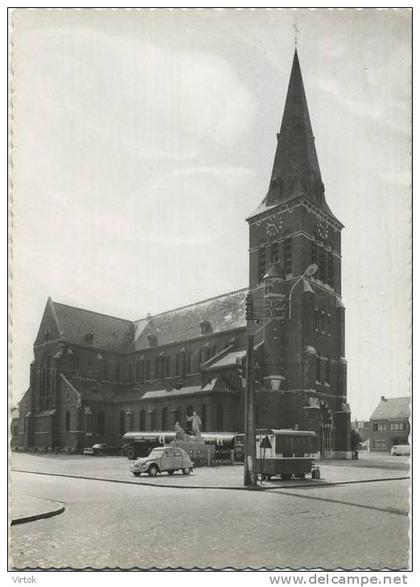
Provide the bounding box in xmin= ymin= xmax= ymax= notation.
xmin=247 ymin=50 xmax=351 ymax=457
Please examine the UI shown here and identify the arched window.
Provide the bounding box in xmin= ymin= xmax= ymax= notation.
xmin=139 ymin=359 xmax=145 ymax=383
xmin=201 ymin=404 xmax=207 ymax=432
xmin=127 ymin=411 xmax=134 ymax=431
xmin=119 ymin=410 xmax=125 ymax=435
xmin=150 ymin=411 xmax=157 ymax=431
xmin=139 ymin=409 xmax=145 ymax=431
xmin=97 ymin=411 xmax=105 ymax=435
xmin=161 ymin=407 xmax=168 ymax=430
xmin=65 ymin=410 xmax=71 ymax=432
xmin=216 ymin=404 xmax=224 ymax=431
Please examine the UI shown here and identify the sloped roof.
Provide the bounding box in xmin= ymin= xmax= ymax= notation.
xmin=370 ymin=397 xmax=410 ymax=421
xmin=67 ymin=377 xmax=140 ymax=403
xmin=203 ymin=350 xmax=246 ymax=371
xmin=52 ymin=301 xmax=134 ymax=353
xmin=249 ymin=50 xmax=336 ymax=221
xmin=133 ymin=288 xmax=247 ymax=350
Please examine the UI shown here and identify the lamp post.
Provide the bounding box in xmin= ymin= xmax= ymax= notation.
xmin=243 ymin=264 xmax=318 ymax=487
xmin=244 ymin=292 xmax=257 ymax=487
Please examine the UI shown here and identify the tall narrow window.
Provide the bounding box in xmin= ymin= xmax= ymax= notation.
xmin=319 ymin=248 xmax=326 ymax=283
xmin=258 ymin=246 xmax=266 ymax=282
xmin=186 ymin=351 xmax=193 ymax=374
xmin=326 ymin=314 xmax=332 ymax=333
xmin=150 ymin=411 xmax=157 ymax=431
xmin=270 ymin=242 xmax=279 ymax=264
xmin=127 ymin=411 xmax=134 ymax=431
xmin=155 ymin=357 xmax=160 ymax=380
xmin=161 ymin=407 xmax=168 ymax=430
xmin=145 ymin=359 xmax=150 ymax=381
xmin=139 ymin=409 xmax=145 ymax=431
xmin=315 ymin=309 xmax=320 ymax=330
xmin=128 ymin=362 xmax=133 ymax=383
xmin=175 ymin=354 xmax=180 ymax=376
xmin=139 ymin=360 xmax=145 ymax=384
xmin=165 ymin=356 xmax=170 ymax=378
xmin=119 ymin=410 xmax=125 ymax=435
xmin=216 ymin=404 xmax=224 ymax=432
xmin=201 ymin=404 xmax=207 ymax=432
xmin=325 ymin=357 xmax=330 ymax=384
xmin=115 ymin=361 xmax=120 ymax=382
xmin=284 ymin=238 xmax=292 ymax=274
xmin=316 ymin=355 xmax=322 ymax=382
xmin=65 ymin=410 xmax=71 ymax=432
xmin=311 ymin=241 xmax=318 ymax=266
xmin=135 ymin=361 xmax=140 ymax=382
xmin=97 ymin=411 xmax=105 ymax=435
xmin=327 ymin=252 xmax=334 ymax=287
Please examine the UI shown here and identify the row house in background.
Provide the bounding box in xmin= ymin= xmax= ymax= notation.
xmin=369 ymin=396 xmax=410 ymax=452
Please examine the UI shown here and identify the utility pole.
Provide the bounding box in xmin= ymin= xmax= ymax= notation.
xmin=244 ymin=292 xmax=257 ymax=487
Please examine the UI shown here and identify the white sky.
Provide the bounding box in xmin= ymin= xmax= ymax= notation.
xmin=10 ymin=7 xmax=411 ymax=420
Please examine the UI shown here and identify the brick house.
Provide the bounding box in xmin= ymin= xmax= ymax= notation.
xmin=17 ymin=50 xmax=351 ymax=457
xmin=369 ymin=396 xmax=410 ymax=452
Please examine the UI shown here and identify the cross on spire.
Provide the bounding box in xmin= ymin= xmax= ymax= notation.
xmin=293 ymin=15 xmax=299 ymax=49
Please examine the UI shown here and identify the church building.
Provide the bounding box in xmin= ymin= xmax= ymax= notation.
xmin=17 ymin=50 xmax=351 ymax=458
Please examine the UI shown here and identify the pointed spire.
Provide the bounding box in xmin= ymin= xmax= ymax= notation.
xmin=264 ymin=50 xmax=328 ymax=211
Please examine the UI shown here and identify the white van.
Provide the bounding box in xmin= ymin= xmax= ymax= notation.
xmin=390 ymin=444 xmax=410 ymax=456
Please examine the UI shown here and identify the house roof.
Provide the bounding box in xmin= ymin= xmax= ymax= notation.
xmin=133 ymin=288 xmax=247 ymax=350
xmin=369 ymin=397 xmax=410 ymax=421
xmin=51 ymin=300 xmax=134 ymax=353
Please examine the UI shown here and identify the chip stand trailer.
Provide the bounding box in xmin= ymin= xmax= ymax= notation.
xmin=256 ymin=429 xmax=318 ymax=480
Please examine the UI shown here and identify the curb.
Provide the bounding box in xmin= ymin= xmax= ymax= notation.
xmin=11 ymin=502 xmax=65 ymax=526
xmin=11 ymin=468 xmax=410 ymax=492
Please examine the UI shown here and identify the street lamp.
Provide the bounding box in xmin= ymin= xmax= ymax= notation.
xmin=243 ymin=292 xmax=257 ymax=488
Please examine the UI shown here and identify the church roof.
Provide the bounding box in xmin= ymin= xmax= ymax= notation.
xmin=250 ymin=50 xmax=335 ymax=220
xmin=369 ymin=397 xmax=410 ymax=421
xmin=46 ymin=288 xmax=247 ymax=354
xmin=51 ymin=300 xmax=134 ymax=353
xmin=133 ymin=288 xmax=247 ymax=350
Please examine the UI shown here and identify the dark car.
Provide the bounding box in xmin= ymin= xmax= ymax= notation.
xmin=84 ymin=443 xmax=122 ymax=456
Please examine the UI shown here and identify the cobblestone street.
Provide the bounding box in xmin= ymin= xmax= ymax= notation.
xmin=9 ymin=453 xmax=410 ymax=571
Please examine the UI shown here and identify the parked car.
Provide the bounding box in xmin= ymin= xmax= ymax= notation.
xmin=130 ymin=446 xmax=193 ymax=477
xmin=390 ymin=444 xmax=410 ymax=456
xmin=84 ymin=443 xmax=122 ymax=456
